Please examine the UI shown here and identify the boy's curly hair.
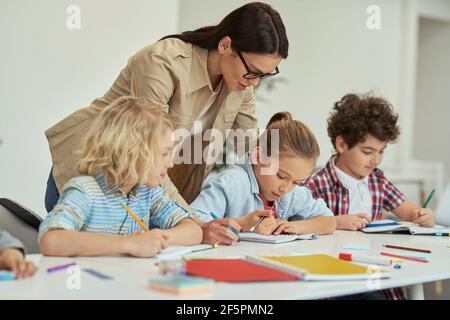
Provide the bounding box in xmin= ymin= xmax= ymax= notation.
xmin=327 ymin=93 xmax=400 ymax=150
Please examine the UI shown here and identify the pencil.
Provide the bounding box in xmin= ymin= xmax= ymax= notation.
xmin=249 ymin=217 xmax=264 ymax=232
xmin=382 ymin=244 xmax=431 ymax=254
xmin=117 ymin=199 xmax=149 ymax=232
xmin=422 ymin=189 xmax=436 ymax=208
xmin=250 ymin=203 xmax=275 ymax=232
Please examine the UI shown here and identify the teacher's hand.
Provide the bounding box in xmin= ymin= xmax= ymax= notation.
xmin=201 ymin=218 xmax=242 ymax=245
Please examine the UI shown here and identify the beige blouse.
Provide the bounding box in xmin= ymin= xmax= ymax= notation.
xmin=45 ymin=38 xmax=257 ymax=209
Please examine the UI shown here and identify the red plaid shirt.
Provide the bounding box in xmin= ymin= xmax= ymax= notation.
xmin=306 ymin=157 xmax=406 ymax=220
xmin=306 ymin=157 xmax=407 ymax=300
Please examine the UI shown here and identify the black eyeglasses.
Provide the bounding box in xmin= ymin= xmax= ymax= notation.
xmin=236 ymin=50 xmax=280 ymax=80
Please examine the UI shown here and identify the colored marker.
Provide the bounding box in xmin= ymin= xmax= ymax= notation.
xmin=339 ymin=253 xmax=393 ymax=266
xmin=47 ymin=262 xmax=77 ymax=273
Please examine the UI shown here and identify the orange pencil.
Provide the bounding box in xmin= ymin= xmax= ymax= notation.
xmin=117 ymin=199 xmax=149 ymax=232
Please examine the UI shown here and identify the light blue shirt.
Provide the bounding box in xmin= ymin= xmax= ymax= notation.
xmin=191 ymin=154 xmax=333 ymax=222
xmin=39 ymin=173 xmax=191 ymax=241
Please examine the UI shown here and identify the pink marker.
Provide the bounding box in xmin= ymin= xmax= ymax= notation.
xmin=339 ymin=253 xmax=393 ymax=266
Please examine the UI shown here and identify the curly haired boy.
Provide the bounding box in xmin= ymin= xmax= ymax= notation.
xmin=307 ymin=93 xmax=435 ymax=231
xmin=306 ymin=93 xmax=436 ymax=300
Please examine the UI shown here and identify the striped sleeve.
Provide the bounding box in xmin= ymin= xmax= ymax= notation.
xmin=382 ymin=177 xmax=406 ymax=211
xmin=38 ymin=182 xmax=90 ymax=241
xmin=148 ymin=187 xmax=191 ymax=229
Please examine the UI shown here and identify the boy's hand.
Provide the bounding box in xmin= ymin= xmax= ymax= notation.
xmin=126 ymin=229 xmax=169 ymax=258
xmin=413 ymin=208 xmax=435 ymax=227
xmin=255 ymin=216 xmax=278 ymax=235
xmin=336 ymin=214 xmax=372 ymax=231
xmin=0 ymin=248 xmax=37 ymax=279
xmin=272 ymin=220 xmax=296 ymax=235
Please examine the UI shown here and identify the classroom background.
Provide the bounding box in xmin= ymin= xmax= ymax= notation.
xmin=0 ymin=0 xmax=449 ymax=298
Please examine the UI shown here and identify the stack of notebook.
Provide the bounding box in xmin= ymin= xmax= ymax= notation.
xmin=185 ymin=254 xmax=390 ymax=282
xmin=148 ymin=276 xmax=214 ymax=295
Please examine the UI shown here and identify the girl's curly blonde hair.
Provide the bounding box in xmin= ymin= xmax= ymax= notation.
xmin=77 ymin=96 xmax=175 ymax=189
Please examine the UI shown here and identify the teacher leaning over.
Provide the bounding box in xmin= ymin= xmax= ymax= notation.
xmin=44 ymin=2 xmax=289 ymax=244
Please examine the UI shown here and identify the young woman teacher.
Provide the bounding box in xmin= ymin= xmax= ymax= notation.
xmin=44 ymin=2 xmax=289 ymax=245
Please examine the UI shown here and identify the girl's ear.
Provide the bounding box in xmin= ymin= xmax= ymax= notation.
xmin=218 ymin=36 xmax=232 ymax=55
xmin=335 ymin=136 xmax=347 ymax=155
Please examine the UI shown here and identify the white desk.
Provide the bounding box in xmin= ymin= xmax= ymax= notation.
xmin=2 ymin=231 xmax=450 ymax=300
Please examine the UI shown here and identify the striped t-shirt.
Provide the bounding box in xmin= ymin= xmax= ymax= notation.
xmin=38 ymin=173 xmax=191 ymax=240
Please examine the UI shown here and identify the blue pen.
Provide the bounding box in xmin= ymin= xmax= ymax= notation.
xmin=365 ymin=221 xmax=400 ymax=228
xmin=210 ymin=212 xmax=240 ymax=238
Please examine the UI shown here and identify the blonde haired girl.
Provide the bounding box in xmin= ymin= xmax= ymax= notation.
xmin=39 ymin=96 xmax=202 ymax=257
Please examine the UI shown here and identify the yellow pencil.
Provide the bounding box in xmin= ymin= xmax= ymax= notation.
xmin=117 ymin=199 xmax=149 ymax=232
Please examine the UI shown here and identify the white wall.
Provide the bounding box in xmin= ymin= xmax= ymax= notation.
xmin=178 ymin=0 xmax=405 ymax=168
xmin=418 ymin=0 xmax=450 ymax=21
xmin=0 ymin=0 xmax=180 ymax=217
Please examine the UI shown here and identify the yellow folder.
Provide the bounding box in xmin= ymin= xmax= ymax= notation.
xmin=246 ymin=254 xmax=390 ymax=281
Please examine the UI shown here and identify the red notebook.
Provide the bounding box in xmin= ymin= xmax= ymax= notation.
xmin=185 ymin=259 xmax=298 ymax=282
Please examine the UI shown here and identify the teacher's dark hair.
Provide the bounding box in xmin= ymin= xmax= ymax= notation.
xmin=161 ymin=2 xmax=289 ymax=58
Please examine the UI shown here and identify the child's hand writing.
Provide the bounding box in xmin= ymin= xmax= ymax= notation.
xmin=336 ymin=214 xmax=372 ymax=231
xmin=255 ymin=216 xmax=278 ymax=235
xmin=242 ymin=210 xmax=273 ymax=231
xmin=126 ymin=229 xmax=169 ymax=258
xmin=413 ymin=208 xmax=435 ymax=227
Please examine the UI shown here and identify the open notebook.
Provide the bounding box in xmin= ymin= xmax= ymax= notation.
xmin=361 ymin=220 xmax=450 ymax=235
xmin=156 ymin=244 xmax=214 ymax=259
xmin=238 ymin=232 xmax=318 ymax=244
xmin=245 ymin=254 xmax=390 ymax=281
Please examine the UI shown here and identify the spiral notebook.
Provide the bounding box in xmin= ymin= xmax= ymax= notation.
xmin=238 ymin=232 xmax=318 ymax=244
xmin=361 ymin=220 xmax=450 ymax=235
